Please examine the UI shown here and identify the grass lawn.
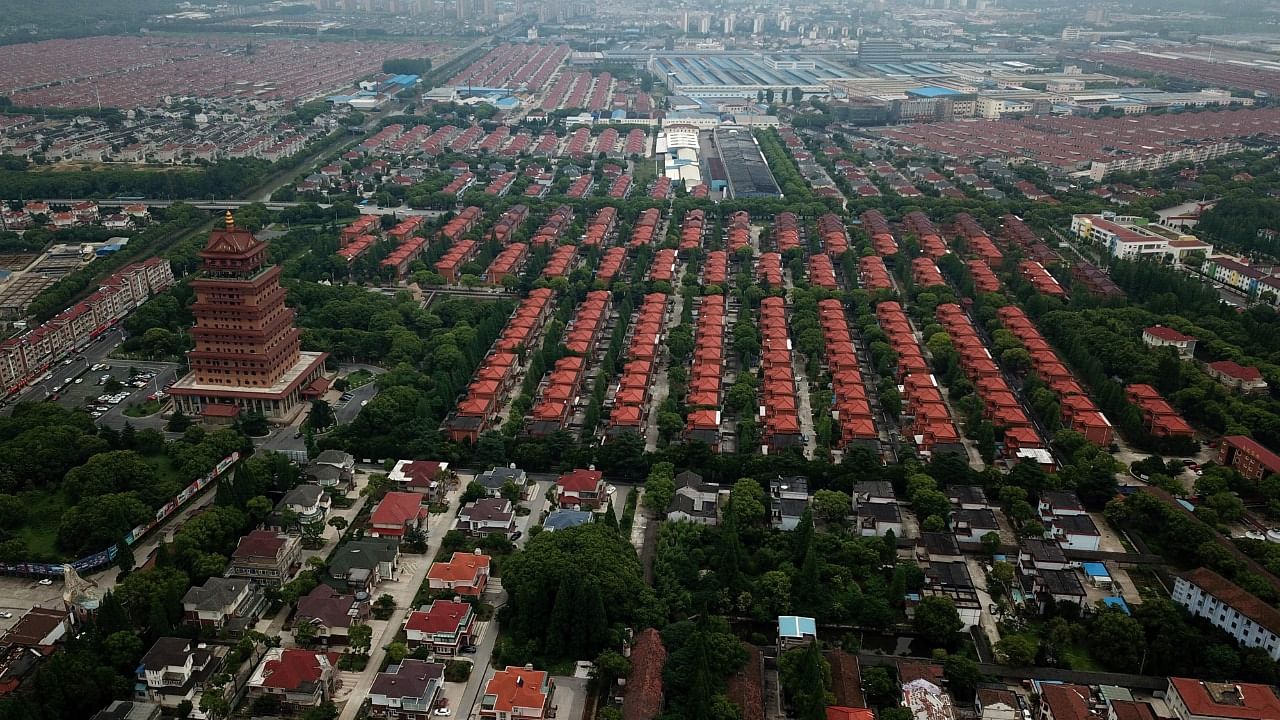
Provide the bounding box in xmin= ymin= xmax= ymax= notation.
xmin=124 ymin=399 xmax=162 ymax=417
xmin=17 ymin=489 xmax=72 ymax=561
xmin=632 ymin=156 xmax=657 ymax=187
xmin=1059 ymin=645 xmax=1102 ymax=671
xmin=344 ymin=369 xmax=375 ymax=389
xmin=143 ymin=453 xmax=186 ymax=486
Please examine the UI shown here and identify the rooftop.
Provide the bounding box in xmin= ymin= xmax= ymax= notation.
xmin=1180 ymin=567 xmax=1280 ymax=637
xmin=1143 ymin=325 xmax=1195 ymax=343
xmin=778 ymin=615 xmax=817 ymax=639
xmin=1168 ymin=678 xmax=1280 ymax=720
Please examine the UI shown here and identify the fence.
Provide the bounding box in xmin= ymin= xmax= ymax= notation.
xmin=0 ymin=452 xmax=240 ymax=577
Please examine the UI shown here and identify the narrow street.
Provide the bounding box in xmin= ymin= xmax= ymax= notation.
xmin=336 ymin=482 xmax=466 ymax=720
xmin=644 ymin=262 xmax=685 ymax=452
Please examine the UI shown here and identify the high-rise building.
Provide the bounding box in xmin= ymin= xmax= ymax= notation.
xmin=682 ymin=10 xmax=690 ymax=34
xmin=457 ymin=0 xmax=470 ymax=20
xmin=1084 ymin=6 xmax=1107 ymax=25
xmin=697 ymin=14 xmax=711 ymax=34
xmin=169 ymin=213 xmax=328 ymax=422
xmin=483 ymin=0 xmax=495 ymax=16
xmin=723 ymin=13 xmax=735 ymax=35
xmin=752 ymin=14 xmax=764 ymax=35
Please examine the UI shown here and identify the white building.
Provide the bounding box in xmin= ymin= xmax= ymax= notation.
xmin=1173 ymin=568 xmax=1280 ymax=661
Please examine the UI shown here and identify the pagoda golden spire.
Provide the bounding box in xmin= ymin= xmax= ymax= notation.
xmin=224 ymin=210 xmax=235 ymax=229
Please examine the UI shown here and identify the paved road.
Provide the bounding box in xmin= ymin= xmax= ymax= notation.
xmin=0 ymin=327 xmax=127 ymax=412
xmin=337 ymin=483 xmax=466 ymax=720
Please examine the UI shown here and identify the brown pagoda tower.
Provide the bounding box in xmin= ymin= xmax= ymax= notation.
xmin=169 ymin=212 xmax=328 ymax=422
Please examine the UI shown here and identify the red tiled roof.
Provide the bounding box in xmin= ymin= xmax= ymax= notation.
xmin=1181 ymin=567 xmax=1280 ymax=636
xmin=558 ymin=468 xmax=602 ymax=492
xmin=259 ymin=649 xmax=339 ymax=691
xmin=405 ymin=600 xmax=471 ymax=634
xmin=1040 ymin=683 xmax=1100 ymax=720
xmin=371 ymin=492 xmax=424 ymax=528
xmin=1208 ymin=360 xmax=1263 ymax=381
xmin=484 ymin=666 xmax=548 ymax=714
xmin=826 ymin=709 xmax=874 ymax=720
xmin=1169 ymin=677 xmax=1280 ymax=720
xmin=1222 ymin=435 xmax=1280 ymax=474
xmin=1144 ymin=325 xmax=1194 ymax=342
xmin=233 ymin=530 xmax=286 ymax=560
xmin=428 ymin=552 xmax=490 ymax=584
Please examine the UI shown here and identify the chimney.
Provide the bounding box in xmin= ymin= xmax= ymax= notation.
xmin=517 ymin=676 xmax=524 ymax=687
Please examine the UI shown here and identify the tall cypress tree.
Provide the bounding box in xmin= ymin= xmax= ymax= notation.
xmin=685 ymin=627 xmax=715 ymax=720
xmin=794 ymin=642 xmax=829 ymax=720
xmin=794 ymin=541 xmax=822 ymax=616
xmin=147 ymin=598 xmax=172 ymax=640
xmin=717 ymin=506 xmax=744 ymax=593
xmin=545 ymin=576 xmax=576 ymax=659
xmin=792 ymin=506 xmax=814 ymax=564
xmin=95 ymin=591 xmax=129 ymax=636
xmin=577 ymin=582 xmax=609 ymax=658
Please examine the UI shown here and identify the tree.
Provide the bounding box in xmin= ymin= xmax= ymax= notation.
xmin=779 ymin=642 xmax=830 ymax=720
xmin=593 ymin=650 xmax=632 ymax=688
xmin=989 ymin=561 xmax=1015 ymax=596
xmin=293 ymin=620 xmax=318 ymax=647
xmin=199 ymin=686 xmax=231 ymax=720
xmin=102 ymin=629 xmax=144 ymax=673
xmin=980 ymin=531 xmax=1001 ymax=557
xmin=1088 ymin=608 xmax=1146 ymax=672
xmin=943 ymin=655 xmax=982 ymax=700
xmin=911 ymin=488 xmax=951 ymax=524
xmin=812 ymin=489 xmax=851 ymax=523
xmin=167 ymin=409 xmax=191 ymax=432
xmin=246 ymin=495 xmax=273 ymax=524
xmin=328 ymin=516 xmax=348 ymax=533
xmin=880 ymin=709 xmax=913 ymax=720
xmin=996 ymin=634 xmax=1038 ymax=666
xmin=461 ymin=481 xmax=488 ymax=504
xmin=308 ymin=400 xmax=335 ymax=430
xmin=913 ymin=596 xmax=963 ymax=647
xmin=1205 ymin=491 xmax=1245 ymax=522
xmin=502 ymin=523 xmax=654 ymax=659
xmin=384 ymin=641 xmax=408 ymax=663
xmin=729 ymin=478 xmax=767 ymax=526
xmin=348 ymin=623 xmax=373 ymax=655
xmin=861 ymin=666 xmax=897 ymax=706
xmin=116 ymin=540 xmax=135 ymax=576
xmin=643 ymin=462 xmax=676 ymax=512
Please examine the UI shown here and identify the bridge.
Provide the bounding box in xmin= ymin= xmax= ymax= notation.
xmin=36 ymin=199 xmax=445 ymax=218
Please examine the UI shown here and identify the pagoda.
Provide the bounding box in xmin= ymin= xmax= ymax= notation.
xmin=169 ymin=212 xmax=328 ymax=422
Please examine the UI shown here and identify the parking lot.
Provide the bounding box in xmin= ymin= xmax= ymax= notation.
xmin=0 ymin=576 xmax=67 ymax=633
xmin=50 ymin=361 xmax=182 ymax=431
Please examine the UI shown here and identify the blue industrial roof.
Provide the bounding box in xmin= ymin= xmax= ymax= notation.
xmin=1102 ymin=596 xmax=1131 ymax=615
xmin=494 ymin=97 xmax=520 ymax=110
xmin=778 ymin=615 xmax=817 ymax=639
xmin=1082 ymin=562 xmax=1110 ymax=578
xmin=1177 ymin=499 xmax=1196 ymax=512
xmin=390 ymin=74 xmax=419 ymax=86
xmin=909 ymin=86 xmax=961 ymax=98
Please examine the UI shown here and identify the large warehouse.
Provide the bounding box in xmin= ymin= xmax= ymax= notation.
xmin=714 ymin=126 xmax=781 ymax=199
xmin=649 ymin=53 xmax=854 ymax=99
